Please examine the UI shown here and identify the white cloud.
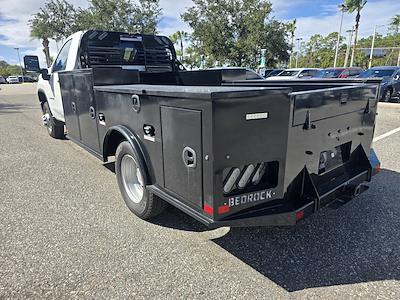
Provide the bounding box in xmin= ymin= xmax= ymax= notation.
xmin=286 ymin=0 xmax=400 ymax=42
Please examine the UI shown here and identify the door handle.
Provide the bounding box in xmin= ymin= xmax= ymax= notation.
xmin=89 ymin=106 xmax=96 ymax=119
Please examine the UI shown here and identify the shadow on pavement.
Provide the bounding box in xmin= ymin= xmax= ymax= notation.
xmin=212 ymin=168 xmax=400 ymax=291
xmin=103 ymin=161 xmax=209 ymax=232
xmin=0 ymin=102 xmax=37 ymax=114
xmin=104 ymin=161 xmax=400 ymax=290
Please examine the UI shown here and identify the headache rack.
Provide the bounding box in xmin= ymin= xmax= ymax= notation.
xmin=79 ymin=31 xmax=177 ymax=72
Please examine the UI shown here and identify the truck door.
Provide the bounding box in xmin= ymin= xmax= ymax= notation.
xmin=49 ymin=39 xmax=73 ymax=121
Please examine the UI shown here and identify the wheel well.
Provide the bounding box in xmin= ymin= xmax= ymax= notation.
xmin=38 ymin=90 xmax=47 ymax=110
xmin=103 ymin=127 xmax=155 ymax=184
xmin=103 ymin=130 xmax=126 ymax=159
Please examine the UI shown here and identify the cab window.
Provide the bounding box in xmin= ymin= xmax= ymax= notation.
xmin=52 ymin=39 xmax=72 ymax=73
xmin=349 ymin=69 xmax=361 ymax=76
xmin=299 ymin=70 xmax=310 ymax=77
xmin=341 ymin=70 xmax=350 ymax=77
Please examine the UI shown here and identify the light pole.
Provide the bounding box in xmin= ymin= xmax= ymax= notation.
xmin=344 ymin=28 xmax=354 ymax=67
xmin=397 ymin=49 xmax=400 ymax=67
xmin=14 ymin=47 xmax=24 ymax=83
xmin=295 ymin=38 xmax=303 ymax=68
xmin=334 ymin=4 xmax=347 ymax=68
xmin=368 ymin=25 xmax=385 ymax=69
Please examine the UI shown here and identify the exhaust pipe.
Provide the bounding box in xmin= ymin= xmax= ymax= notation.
xmin=353 ymin=184 xmax=361 ymax=197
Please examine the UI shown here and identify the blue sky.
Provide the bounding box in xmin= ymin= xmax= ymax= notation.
xmin=0 ymin=0 xmax=398 ymax=65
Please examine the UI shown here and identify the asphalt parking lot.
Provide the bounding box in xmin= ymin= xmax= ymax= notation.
xmin=0 ymin=83 xmax=399 ymax=299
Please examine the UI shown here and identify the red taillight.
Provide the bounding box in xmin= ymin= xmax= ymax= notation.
xmin=204 ymin=204 xmax=214 ymax=215
xmin=296 ymin=210 xmax=305 ymax=221
xmin=218 ymin=204 xmax=230 ymax=215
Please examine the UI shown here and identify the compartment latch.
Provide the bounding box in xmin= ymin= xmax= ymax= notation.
xmin=182 ymin=146 xmax=197 ymax=169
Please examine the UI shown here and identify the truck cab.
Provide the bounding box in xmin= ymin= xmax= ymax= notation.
xmin=37 ymin=31 xmax=84 ymax=125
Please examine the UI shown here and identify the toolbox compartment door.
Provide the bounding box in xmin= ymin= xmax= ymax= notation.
xmin=74 ymin=72 xmax=100 ymax=152
xmin=59 ymin=73 xmax=81 ymax=141
xmin=292 ymin=86 xmax=375 ymax=127
xmin=161 ymin=106 xmax=203 ymax=208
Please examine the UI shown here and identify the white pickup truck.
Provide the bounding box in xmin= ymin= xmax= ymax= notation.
xmin=36 ymin=31 xmax=86 ymax=138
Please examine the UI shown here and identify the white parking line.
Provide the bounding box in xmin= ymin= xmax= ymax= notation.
xmin=373 ymin=127 xmax=400 ymax=143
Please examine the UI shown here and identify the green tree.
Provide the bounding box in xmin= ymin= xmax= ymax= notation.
xmin=389 ymin=15 xmax=400 ymax=35
xmin=134 ymin=0 xmax=162 ymax=33
xmin=170 ymin=31 xmax=190 ymax=61
xmin=343 ymin=0 xmax=367 ymax=67
xmin=0 ymin=61 xmax=24 ymax=77
xmin=182 ymin=45 xmax=202 ymax=70
xmin=79 ymin=0 xmax=162 ymax=33
xmin=30 ymin=0 xmax=163 ymax=67
xmin=45 ymin=0 xmax=79 ymax=42
xmin=29 ymin=0 xmax=81 ymax=67
xmin=182 ymin=0 xmax=290 ymax=68
xmin=29 ymin=6 xmax=53 ymax=67
xmin=357 ymin=33 xmax=400 ymax=67
xmin=297 ymin=32 xmax=346 ymax=68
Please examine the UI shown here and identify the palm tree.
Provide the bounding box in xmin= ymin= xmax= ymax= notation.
xmin=170 ymin=31 xmax=190 ymax=61
xmin=389 ymin=15 xmax=400 ymax=35
xmin=344 ymin=0 xmax=367 ymax=67
xmin=287 ymin=19 xmax=297 ymax=68
xmin=29 ymin=9 xmax=53 ymax=67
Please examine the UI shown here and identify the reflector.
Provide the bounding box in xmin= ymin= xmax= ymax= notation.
xmin=296 ymin=210 xmax=305 ymax=221
xmin=223 ymin=168 xmax=241 ymax=193
xmin=238 ymin=164 xmax=255 ymax=189
xmin=252 ymin=163 xmax=266 ymax=185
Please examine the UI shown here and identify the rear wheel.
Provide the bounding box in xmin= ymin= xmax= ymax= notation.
xmin=115 ymin=141 xmax=167 ymax=219
xmin=42 ymin=102 xmax=64 ymax=139
xmin=382 ymin=89 xmax=392 ymax=102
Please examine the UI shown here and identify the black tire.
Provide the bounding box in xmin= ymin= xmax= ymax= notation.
xmin=115 ymin=141 xmax=167 ymax=219
xmin=42 ymin=102 xmax=64 ymax=139
xmin=382 ymin=89 xmax=392 ymax=102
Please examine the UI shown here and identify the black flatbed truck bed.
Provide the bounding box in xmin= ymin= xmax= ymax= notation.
xmin=56 ymin=30 xmax=381 ymax=228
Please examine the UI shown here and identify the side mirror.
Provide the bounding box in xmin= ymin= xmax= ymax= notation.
xmin=298 ymin=74 xmax=304 ymax=78
xmin=40 ymin=68 xmax=50 ymax=80
xmin=24 ymin=55 xmax=40 ymax=73
xmin=394 ymin=75 xmax=400 ymax=81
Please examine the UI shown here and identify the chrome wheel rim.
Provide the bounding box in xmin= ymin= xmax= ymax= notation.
xmin=121 ymin=154 xmax=144 ymax=203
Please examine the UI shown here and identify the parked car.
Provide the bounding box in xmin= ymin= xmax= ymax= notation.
xmin=6 ymin=76 xmax=20 ymax=84
xmin=358 ymin=66 xmax=400 ymax=102
xmin=209 ymin=67 xmax=264 ymax=80
xmin=18 ymin=76 xmax=37 ymax=83
xmin=315 ymin=67 xmax=363 ymax=79
xmin=0 ymin=76 xmax=6 ymax=84
xmin=266 ymin=68 xmax=320 ymax=80
xmin=262 ymin=68 xmax=285 ymax=78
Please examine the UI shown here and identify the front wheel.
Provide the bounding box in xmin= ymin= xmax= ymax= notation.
xmin=115 ymin=141 xmax=167 ymax=219
xmin=42 ymin=102 xmax=64 ymax=139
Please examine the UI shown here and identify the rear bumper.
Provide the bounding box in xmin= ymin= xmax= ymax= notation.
xmin=210 ymin=170 xmax=371 ymax=228
xmin=150 ymin=149 xmax=381 ymax=229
